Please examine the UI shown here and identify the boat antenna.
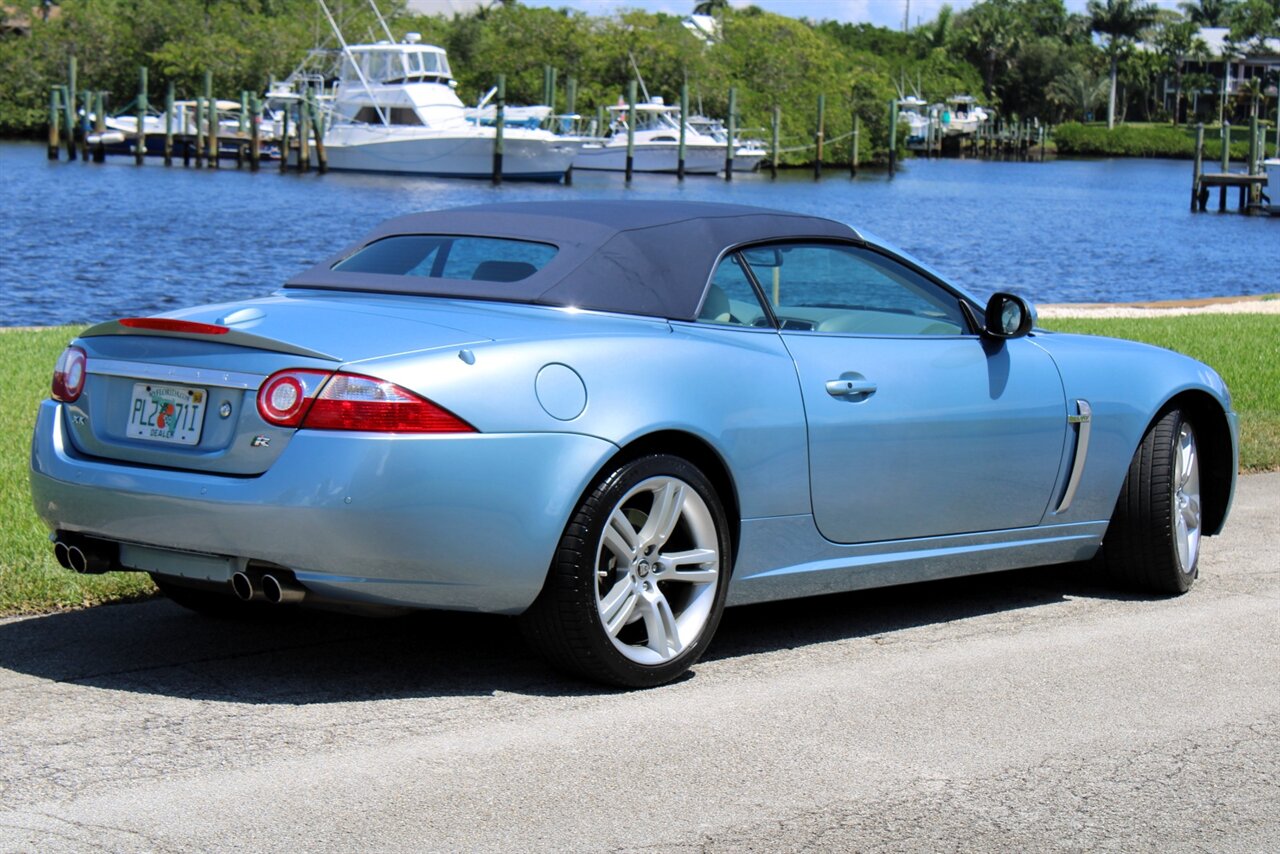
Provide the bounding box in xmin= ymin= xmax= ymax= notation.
xmin=366 ymin=0 xmax=396 ymax=43
xmin=628 ymin=52 xmax=650 ymax=103
xmin=317 ymin=0 xmax=388 ymax=126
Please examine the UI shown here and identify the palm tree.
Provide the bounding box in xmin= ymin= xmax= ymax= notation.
xmin=1047 ymin=66 xmax=1110 ymax=120
xmin=1178 ymin=0 xmax=1233 ymax=27
xmin=1155 ymin=19 xmax=1210 ymax=123
xmin=961 ymin=1 xmax=1023 ymax=99
xmin=1088 ymin=0 xmax=1160 ymax=128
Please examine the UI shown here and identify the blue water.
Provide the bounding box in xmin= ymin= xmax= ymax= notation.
xmin=1 ymin=141 xmax=1275 ymax=327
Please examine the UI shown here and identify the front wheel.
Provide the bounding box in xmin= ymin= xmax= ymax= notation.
xmin=1095 ymin=409 xmax=1202 ymax=594
xmin=520 ymin=454 xmax=732 ymax=688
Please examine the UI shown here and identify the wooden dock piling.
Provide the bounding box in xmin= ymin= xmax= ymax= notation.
xmin=250 ymin=94 xmax=262 ymax=172
xmin=135 ymin=68 xmax=147 ymax=165
xmin=78 ymin=90 xmax=89 ymax=161
xmin=492 ymin=75 xmax=505 ymax=185
xmin=47 ymin=87 xmax=61 ymax=159
xmin=625 ymin=79 xmax=637 ymax=183
xmin=678 ymin=82 xmax=688 ymax=180
xmin=1219 ymin=121 xmax=1229 ymax=211
xmin=163 ymin=84 xmax=174 ymax=166
xmin=278 ymin=102 xmax=289 ymax=173
xmin=724 ymin=87 xmax=736 ymax=181
xmin=310 ymin=96 xmax=327 ymax=173
xmin=203 ymin=72 xmax=217 ymax=168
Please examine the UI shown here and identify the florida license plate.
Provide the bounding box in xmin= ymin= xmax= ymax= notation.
xmin=127 ymin=383 xmax=207 ymax=446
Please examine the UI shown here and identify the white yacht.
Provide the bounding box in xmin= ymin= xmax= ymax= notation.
xmin=897 ymin=95 xmax=933 ymax=149
xmin=938 ymin=95 xmax=989 ymax=137
xmin=321 ymin=35 xmax=581 ymax=180
xmin=572 ymin=99 xmax=733 ymax=174
xmin=686 ymin=114 xmax=767 ymax=172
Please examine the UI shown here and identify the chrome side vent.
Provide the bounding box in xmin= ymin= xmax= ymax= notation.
xmin=1055 ymin=399 xmax=1093 ymax=514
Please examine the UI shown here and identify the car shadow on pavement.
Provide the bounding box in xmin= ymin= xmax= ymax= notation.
xmin=0 ymin=562 xmax=1152 ymax=702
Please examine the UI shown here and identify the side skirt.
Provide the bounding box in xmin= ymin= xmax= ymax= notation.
xmin=726 ymin=516 xmax=1107 ymax=607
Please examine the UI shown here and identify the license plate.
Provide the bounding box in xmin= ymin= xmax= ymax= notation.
xmin=127 ymin=383 xmax=207 ymax=446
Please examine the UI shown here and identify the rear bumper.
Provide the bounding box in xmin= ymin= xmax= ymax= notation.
xmin=30 ymin=400 xmax=616 ymax=614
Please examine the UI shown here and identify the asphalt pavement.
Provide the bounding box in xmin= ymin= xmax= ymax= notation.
xmin=2 ymin=473 xmax=1277 ymax=852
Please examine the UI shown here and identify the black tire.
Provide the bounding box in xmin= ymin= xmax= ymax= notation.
xmin=1094 ymin=409 xmax=1202 ymax=594
xmin=520 ymin=454 xmax=732 ymax=688
xmin=150 ymin=573 xmax=268 ymax=618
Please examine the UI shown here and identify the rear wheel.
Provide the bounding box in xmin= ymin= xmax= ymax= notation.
xmin=1095 ymin=409 xmax=1202 ymax=594
xmin=520 ymin=454 xmax=732 ymax=688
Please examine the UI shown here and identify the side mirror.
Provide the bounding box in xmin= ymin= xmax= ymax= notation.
xmin=983 ymin=292 xmax=1035 ymax=339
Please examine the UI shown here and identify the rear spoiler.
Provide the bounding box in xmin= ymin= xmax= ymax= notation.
xmin=80 ymin=318 xmax=339 ymax=361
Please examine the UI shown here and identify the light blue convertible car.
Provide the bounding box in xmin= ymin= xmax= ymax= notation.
xmin=30 ymin=201 xmax=1237 ymax=687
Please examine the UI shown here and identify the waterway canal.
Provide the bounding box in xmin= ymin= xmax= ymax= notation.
xmin=1 ymin=141 xmax=1274 ymax=327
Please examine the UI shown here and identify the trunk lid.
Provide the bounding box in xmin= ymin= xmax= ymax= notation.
xmin=64 ymin=295 xmax=490 ymax=475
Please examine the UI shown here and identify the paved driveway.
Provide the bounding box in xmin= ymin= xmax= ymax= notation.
xmin=2 ymin=474 xmax=1277 ymax=852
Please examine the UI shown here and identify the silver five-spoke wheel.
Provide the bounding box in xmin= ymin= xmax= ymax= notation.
xmin=521 ymin=454 xmax=731 ymax=688
xmin=596 ymin=476 xmax=720 ymax=665
xmin=1172 ymin=421 xmax=1201 ymax=575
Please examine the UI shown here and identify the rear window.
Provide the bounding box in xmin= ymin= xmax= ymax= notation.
xmin=333 ymin=235 xmax=557 ymax=282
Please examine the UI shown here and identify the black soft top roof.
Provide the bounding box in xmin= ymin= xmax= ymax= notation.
xmin=286 ymin=201 xmax=862 ymax=321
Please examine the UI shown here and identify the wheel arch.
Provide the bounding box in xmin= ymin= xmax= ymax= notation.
xmin=596 ymin=430 xmax=742 ymax=569
xmin=1152 ymin=390 xmax=1234 ymax=536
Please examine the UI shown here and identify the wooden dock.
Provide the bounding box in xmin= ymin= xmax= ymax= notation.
xmin=1190 ymin=120 xmax=1272 ymax=215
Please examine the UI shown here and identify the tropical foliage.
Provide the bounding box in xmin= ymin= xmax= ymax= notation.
xmin=0 ymin=0 xmax=1276 ymax=156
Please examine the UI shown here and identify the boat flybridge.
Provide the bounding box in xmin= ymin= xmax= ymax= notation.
xmin=573 ymin=98 xmax=756 ymax=174
xmin=321 ymin=35 xmax=581 ymax=180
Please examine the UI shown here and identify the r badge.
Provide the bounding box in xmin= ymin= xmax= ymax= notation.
xmin=250 ymin=435 xmax=271 ymax=448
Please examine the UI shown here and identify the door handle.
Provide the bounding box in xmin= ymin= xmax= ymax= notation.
xmin=825 ymin=378 xmax=877 ymax=398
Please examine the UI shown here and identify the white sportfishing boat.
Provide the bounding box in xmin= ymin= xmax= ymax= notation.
xmin=319 ymin=35 xmax=581 ymax=180
xmin=685 ymin=114 xmax=767 ymax=172
xmin=938 ymin=95 xmax=989 ymax=137
xmin=572 ymin=99 xmax=731 ymax=174
xmin=897 ymin=95 xmax=933 ymax=149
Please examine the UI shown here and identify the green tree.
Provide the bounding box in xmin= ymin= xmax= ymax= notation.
xmin=1154 ymin=18 xmax=1209 ymax=123
xmin=1088 ymin=0 xmax=1160 ymax=128
xmin=1178 ymin=0 xmax=1237 ymax=27
xmin=1047 ymin=64 xmax=1109 ymax=119
xmin=956 ymin=0 xmax=1024 ymax=99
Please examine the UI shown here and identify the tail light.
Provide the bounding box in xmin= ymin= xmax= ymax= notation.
xmin=256 ymin=369 xmax=474 ymax=433
xmin=256 ymin=370 xmax=332 ymax=427
xmin=52 ymin=346 xmax=87 ymax=402
xmin=119 ymin=317 xmax=230 ymax=335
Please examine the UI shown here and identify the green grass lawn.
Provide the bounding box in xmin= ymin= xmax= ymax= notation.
xmin=1041 ymin=314 xmax=1279 ymax=472
xmin=0 ymin=327 xmax=155 ymax=616
xmin=1 ymin=315 xmax=1276 ymax=616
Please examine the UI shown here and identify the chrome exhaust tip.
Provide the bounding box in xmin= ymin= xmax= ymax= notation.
xmin=65 ymin=544 xmax=113 ymax=574
xmin=53 ymin=541 xmax=72 ymax=570
xmin=262 ymin=573 xmax=306 ymax=605
xmin=231 ymin=571 xmax=264 ymax=602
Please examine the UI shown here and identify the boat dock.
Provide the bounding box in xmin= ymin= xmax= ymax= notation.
xmin=1190 ymin=120 xmax=1271 ymax=215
